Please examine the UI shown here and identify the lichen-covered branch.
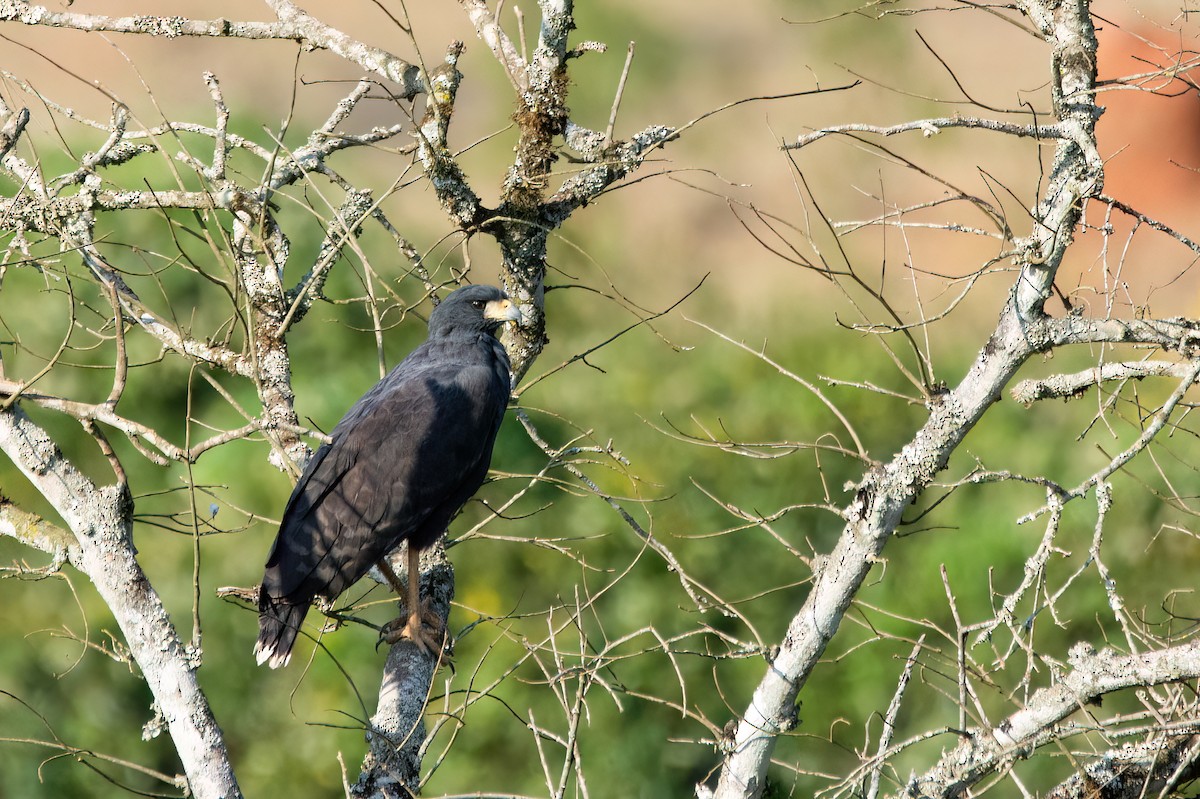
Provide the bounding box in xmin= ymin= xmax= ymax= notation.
xmin=413 ymin=42 xmax=486 ymax=232
xmin=1011 ymin=359 xmax=1198 ymax=403
xmin=542 ymin=123 xmax=677 ymax=225
xmin=706 ymin=3 xmax=1103 ymax=797
xmin=1046 ymin=735 xmax=1200 ymax=799
xmin=789 ymin=116 xmax=1063 ymax=149
xmin=0 ymin=492 xmax=76 ymax=560
xmin=0 ymin=0 xmax=425 ymax=99
xmin=0 ymin=405 xmax=242 ymax=799
xmin=898 ymin=641 xmax=1200 ymax=799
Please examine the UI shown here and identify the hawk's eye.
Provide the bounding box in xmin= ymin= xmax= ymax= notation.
xmin=471 ymin=300 xmax=486 ymax=310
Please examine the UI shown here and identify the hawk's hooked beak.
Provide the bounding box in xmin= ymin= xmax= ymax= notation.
xmin=484 ymin=297 xmax=523 ymax=325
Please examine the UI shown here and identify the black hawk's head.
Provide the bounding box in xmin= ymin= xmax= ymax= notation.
xmin=430 ymin=284 xmax=522 ymax=337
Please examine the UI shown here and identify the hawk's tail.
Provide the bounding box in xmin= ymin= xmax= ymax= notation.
xmin=254 ymin=593 xmax=309 ymax=669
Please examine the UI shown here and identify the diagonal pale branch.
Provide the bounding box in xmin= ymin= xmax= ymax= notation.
xmin=0 ymin=404 xmax=242 ymax=799
xmin=705 ymin=2 xmax=1103 ymax=797
xmin=705 ymin=300 xmax=1045 ymax=799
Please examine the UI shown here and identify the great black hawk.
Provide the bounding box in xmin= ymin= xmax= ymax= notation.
xmin=255 ymin=284 xmax=521 ymax=668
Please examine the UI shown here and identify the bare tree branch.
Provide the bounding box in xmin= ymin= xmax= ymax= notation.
xmin=706 ymin=2 xmax=1104 ymax=796
xmin=899 ymin=641 xmax=1200 ymax=799
xmin=1011 ymin=359 xmax=1199 ymax=403
xmin=1047 ymin=734 xmax=1200 ymax=799
xmin=0 ymin=0 xmax=426 ymax=98
xmin=0 ymin=404 xmax=242 ymax=799
xmin=789 ymin=116 xmax=1063 ymax=149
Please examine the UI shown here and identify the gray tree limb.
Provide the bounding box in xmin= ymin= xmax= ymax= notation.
xmin=705 ymin=2 xmax=1103 ymax=797
xmin=1011 ymin=359 xmax=1197 ymax=403
xmin=0 ymin=0 xmax=426 ymax=99
xmin=789 ymin=116 xmax=1063 ymax=149
xmin=0 ymin=404 xmax=242 ymax=799
xmin=898 ymin=641 xmax=1200 ymax=799
xmin=1046 ymin=735 xmax=1200 ymax=799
